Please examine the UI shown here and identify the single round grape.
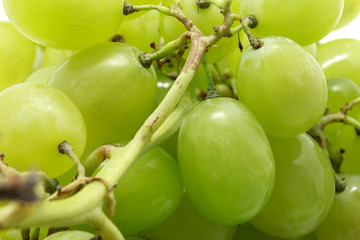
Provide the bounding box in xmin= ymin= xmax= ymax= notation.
xmin=116 ymin=10 xmax=161 ymax=52
xmin=0 ymin=22 xmax=35 ymax=92
xmin=239 ymin=0 xmax=344 ymax=46
xmin=49 ymin=43 xmax=157 ymax=154
xmin=0 ymin=83 xmax=87 ymax=177
xmin=316 ymin=39 xmax=360 ymax=86
xmin=43 ymin=230 xmax=94 ymax=240
xmin=25 ymin=65 xmax=58 ymax=84
xmin=3 ymin=0 xmax=123 ymax=50
xmin=178 ymin=98 xmax=275 ymax=225
xmin=233 ymin=224 xmax=317 ymax=240
xmin=315 ymin=174 xmax=360 ymax=240
xmin=140 ymin=193 xmax=237 ymax=240
xmin=335 ymin=0 xmax=360 ymax=29
xmin=236 ymin=36 xmax=327 ymax=137
xmin=159 ymin=0 xmax=240 ymax=63
xmin=251 ymin=134 xmax=335 ymax=238
xmin=110 ymin=147 xmax=183 ymax=235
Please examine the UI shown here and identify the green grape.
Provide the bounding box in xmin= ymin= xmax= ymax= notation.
xmin=0 ymin=22 xmax=35 ymax=92
xmin=42 ymin=48 xmax=76 ymax=67
xmin=323 ymin=78 xmax=360 ymax=148
xmin=116 ymin=10 xmax=161 ymax=52
xmin=236 ymin=37 xmax=327 ymax=138
xmin=335 ymin=0 xmax=360 ymax=29
xmin=159 ymin=0 xmax=240 ymax=63
xmin=239 ymin=0 xmax=344 ymax=46
xmin=251 ymin=134 xmax=335 ymax=238
xmin=0 ymin=230 xmax=9 ymax=239
xmin=178 ymin=98 xmax=275 ymax=225
xmin=141 ymin=193 xmax=237 ymax=240
xmin=0 ymin=83 xmax=87 ymax=177
xmin=25 ymin=65 xmax=58 ymax=84
xmin=233 ymin=224 xmax=317 ymax=240
xmin=108 ymin=147 xmax=183 ymax=235
xmin=48 ymin=43 xmax=157 ymax=155
xmin=3 ymin=0 xmax=123 ymax=50
xmin=314 ymin=174 xmax=360 ymax=240
xmin=317 ymin=39 xmax=360 ymax=86
xmin=43 ymin=230 xmax=94 ymax=240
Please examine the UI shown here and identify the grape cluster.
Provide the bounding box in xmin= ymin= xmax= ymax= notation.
xmin=1 ymin=0 xmax=360 ymax=240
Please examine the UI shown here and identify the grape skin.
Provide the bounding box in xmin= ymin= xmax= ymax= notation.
xmin=236 ymin=36 xmax=327 ymax=138
xmin=178 ymin=97 xmax=275 ymax=225
xmin=3 ymin=0 xmax=124 ymax=50
xmin=0 ymin=22 xmax=36 ymax=92
xmin=0 ymin=83 xmax=87 ymax=177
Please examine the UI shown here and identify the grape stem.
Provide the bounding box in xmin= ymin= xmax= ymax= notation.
xmin=83 ymin=144 xmax=119 ymax=177
xmin=139 ymin=32 xmax=191 ymax=68
xmin=123 ymin=2 xmax=199 ymax=32
xmin=202 ymin=55 xmax=220 ymax=99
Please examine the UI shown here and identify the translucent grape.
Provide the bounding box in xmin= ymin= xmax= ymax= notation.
xmin=3 ymin=0 xmax=124 ymax=50
xmin=110 ymin=147 xmax=183 ymax=235
xmin=317 ymin=39 xmax=360 ymax=86
xmin=251 ymin=134 xmax=335 ymax=238
xmin=236 ymin=36 xmax=327 ymax=137
xmin=43 ymin=230 xmax=94 ymax=240
xmin=239 ymin=0 xmax=344 ymax=46
xmin=49 ymin=43 xmax=157 ymax=155
xmin=178 ymin=98 xmax=275 ymax=225
xmin=0 ymin=83 xmax=87 ymax=177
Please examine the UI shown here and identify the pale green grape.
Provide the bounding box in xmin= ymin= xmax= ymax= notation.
xmin=110 ymin=147 xmax=183 ymax=235
xmin=3 ymin=0 xmax=123 ymax=50
xmin=0 ymin=22 xmax=36 ymax=92
xmin=240 ymin=0 xmax=344 ymax=46
xmin=335 ymin=0 xmax=360 ymax=29
xmin=251 ymin=134 xmax=335 ymax=238
xmin=178 ymin=98 xmax=275 ymax=225
xmin=236 ymin=36 xmax=327 ymax=137
xmin=43 ymin=230 xmax=94 ymax=240
xmin=48 ymin=43 xmax=157 ymax=155
xmin=315 ymin=174 xmax=360 ymax=240
xmin=42 ymin=48 xmax=76 ymax=67
xmin=0 ymin=83 xmax=87 ymax=177
xmin=25 ymin=65 xmax=58 ymax=84
xmin=317 ymin=39 xmax=360 ymax=86
xmin=159 ymin=0 xmax=240 ymax=63
xmin=141 ymin=193 xmax=237 ymax=240
xmin=116 ymin=10 xmax=161 ymax=52
xmin=233 ymin=224 xmax=318 ymax=240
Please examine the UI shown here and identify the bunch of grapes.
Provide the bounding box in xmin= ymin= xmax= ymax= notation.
xmin=0 ymin=0 xmax=360 ymax=239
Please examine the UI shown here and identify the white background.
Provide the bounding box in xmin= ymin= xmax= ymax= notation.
xmin=0 ymin=1 xmax=360 ymax=43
